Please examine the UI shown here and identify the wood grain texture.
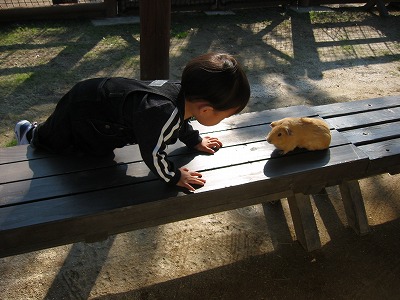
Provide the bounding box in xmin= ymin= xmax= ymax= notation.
xmin=1 ymin=96 xmax=399 ymax=257
xmin=287 ymin=193 xmax=321 ymax=251
xmin=339 ymin=180 xmax=370 ymax=235
xmin=313 ymin=95 xmax=400 ymax=118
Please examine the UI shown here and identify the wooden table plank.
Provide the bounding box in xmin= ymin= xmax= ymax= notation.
xmin=323 ymin=107 xmax=400 ymax=131
xmin=0 ymin=143 xmax=369 ymax=230
xmin=358 ymin=138 xmax=400 ymax=176
xmin=314 ymin=96 xmax=400 ymax=178
xmin=0 ymin=120 xmax=348 ymax=185
xmin=313 ymin=95 xmax=400 ymax=118
xmin=341 ymin=121 xmax=400 ymax=146
xmin=0 ymin=140 xmax=369 ymax=257
xmin=0 ymin=179 xmax=295 ymax=257
xmin=0 ymin=129 xmax=350 ymax=207
xmin=0 ymin=145 xmax=49 ymax=165
xmin=0 ymin=150 xmax=141 ymax=184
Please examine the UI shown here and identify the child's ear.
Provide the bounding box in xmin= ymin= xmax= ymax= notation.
xmin=199 ymin=105 xmax=214 ymax=114
xmin=195 ymin=102 xmax=214 ymax=115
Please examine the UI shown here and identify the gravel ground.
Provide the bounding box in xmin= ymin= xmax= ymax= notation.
xmin=1 ymin=5 xmax=400 ymax=300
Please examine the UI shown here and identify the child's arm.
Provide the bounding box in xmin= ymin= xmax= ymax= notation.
xmin=133 ymin=105 xmax=183 ymax=186
xmin=178 ymin=120 xmax=202 ymax=147
xmin=135 ymin=110 xmax=220 ymax=190
xmin=179 ymin=121 xmax=222 ymax=154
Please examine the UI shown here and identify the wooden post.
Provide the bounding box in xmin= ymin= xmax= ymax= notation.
xmin=364 ymin=0 xmax=389 ymax=17
xmin=287 ymin=193 xmax=321 ymax=251
xmin=104 ymin=0 xmax=118 ymax=18
xmin=339 ymin=180 xmax=370 ymax=235
xmin=139 ymin=0 xmax=171 ymax=80
xmin=298 ymin=0 xmax=310 ymax=7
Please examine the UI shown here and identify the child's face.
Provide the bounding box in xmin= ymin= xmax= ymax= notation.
xmin=196 ymin=106 xmax=239 ymax=126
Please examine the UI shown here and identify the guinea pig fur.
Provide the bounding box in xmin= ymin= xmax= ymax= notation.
xmin=265 ymin=117 xmax=331 ymax=154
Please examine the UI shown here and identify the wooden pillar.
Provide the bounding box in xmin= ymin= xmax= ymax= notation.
xmin=287 ymin=193 xmax=321 ymax=251
xmin=298 ymin=0 xmax=310 ymax=6
xmin=104 ymin=0 xmax=118 ymax=18
xmin=139 ymin=0 xmax=171 ymax=80
xmin=339 ymin=180 xmax=370 ymax=235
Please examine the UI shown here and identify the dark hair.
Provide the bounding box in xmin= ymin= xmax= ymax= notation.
xmin=181 ymin=52 xmax=250 ymax=113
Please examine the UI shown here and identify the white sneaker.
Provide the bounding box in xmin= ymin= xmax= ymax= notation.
xmin=14 ymin=120 xmax=37 ymax=145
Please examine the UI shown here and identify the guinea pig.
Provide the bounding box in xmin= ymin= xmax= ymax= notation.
xmin=265 ymin=117 xmax=331 ymax=154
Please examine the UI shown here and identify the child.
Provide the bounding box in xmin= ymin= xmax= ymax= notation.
xmin=15 ymin=52 xmax=250 ymax=191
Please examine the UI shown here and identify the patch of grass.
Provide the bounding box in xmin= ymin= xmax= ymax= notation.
xmin=171 ymin=30 xmax=189 ymax=39
xmin=0 ymin=73 xmax=33 ymax=91
xmin=171 ymin=23 xmax=192 ymax=39
xmin=0 ymin=20 xmax=142 ymax=147
xmin=309 ymin=11 xmax=366 ymax=24
xmin=6 ymin=140 xmax=17 ymax=147
xmin=0 ymin=23 xmax=67 ymax=45
xmin=341 ymin=44 xmax=354 ymax=52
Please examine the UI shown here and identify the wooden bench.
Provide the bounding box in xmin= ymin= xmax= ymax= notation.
xmin=313 ymin=95 xmax=400 ymax=234
xmin=1 ymin=95 xmax=399 ymax=257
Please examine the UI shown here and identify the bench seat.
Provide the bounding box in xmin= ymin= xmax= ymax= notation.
xmin=1 ymin=96 xmax=399 ymax=257
xmin=314 ymin=95 xmax=400 ymax=176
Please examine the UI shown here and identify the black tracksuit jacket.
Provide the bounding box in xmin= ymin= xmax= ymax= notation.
xmin=32 ymin=77 xmax=202 ymax=186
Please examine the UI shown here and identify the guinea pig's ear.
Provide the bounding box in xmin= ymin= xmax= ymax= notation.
xmin=270 ymin=121 xmax=277 ymax=128
xmin=284 ymin=126 xmax=292 ymax=135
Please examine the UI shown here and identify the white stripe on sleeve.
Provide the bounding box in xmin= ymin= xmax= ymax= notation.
xmin=152 ymin=108 xmax=180 ymax=182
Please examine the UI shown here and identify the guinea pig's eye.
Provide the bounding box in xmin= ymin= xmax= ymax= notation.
xmin=277 ymin=133 xmax=282 ymax=137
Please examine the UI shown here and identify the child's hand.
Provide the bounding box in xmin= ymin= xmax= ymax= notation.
xmin=177 ymin=167 xmax=206 ymax=192
xmin=194 ymin=136 xmax=223 ymax=154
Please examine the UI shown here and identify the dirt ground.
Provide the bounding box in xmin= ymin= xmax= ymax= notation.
xmin=1 ymin=5 xmax=400 ymax=300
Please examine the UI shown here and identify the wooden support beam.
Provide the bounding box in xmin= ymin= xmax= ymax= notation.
xmin=139 ymin=0 xmax=171 ymax=80
xmin=364 ymin=0 xmax=389 ymax=17
xmin=287 ymin=193 xmax=321 ymax=251
xmin=104 ymin=0 xmax=118 ymax=17
xmin=339 ymin=180 xmax=370 ymax=235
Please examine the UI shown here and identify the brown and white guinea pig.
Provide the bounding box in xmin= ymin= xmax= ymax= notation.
xmin=265 ymin=117 xmax=331 ymax=154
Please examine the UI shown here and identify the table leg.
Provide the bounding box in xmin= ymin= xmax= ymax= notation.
xmin=339 ymin=180 xmax=371 ymax=235
xmin=287 ymin=193 xmax=321 ymax=251
xmin=364 ymin=0 xmax=389 ymax=17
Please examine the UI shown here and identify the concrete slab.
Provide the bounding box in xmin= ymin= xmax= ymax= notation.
xmin=289 ymin=5 xmax=334 ymax=13
xmin=204 ymin=10 xmax=235 ymax=16
xmin=91 ymin=16 xmax=140 ymax=26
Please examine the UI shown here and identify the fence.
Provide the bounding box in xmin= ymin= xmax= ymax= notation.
xmin=0 ymin=0 xmax=291 ymax=22
xmin=0 ymin=0 xmax=390 ymax=23
xmin=0 ymin=0 xmax=116 ymax=22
